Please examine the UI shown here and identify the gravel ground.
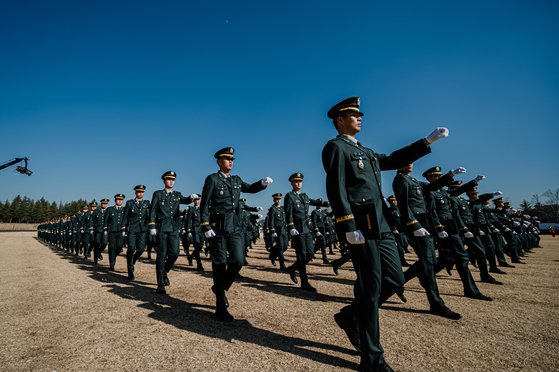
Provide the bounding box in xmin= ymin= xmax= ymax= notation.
xmin=0 ymin=232 xmax=558 ymax=371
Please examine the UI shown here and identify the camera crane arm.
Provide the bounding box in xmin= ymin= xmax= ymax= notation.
xmin=0 ymin=157 xmax=33 ymax=175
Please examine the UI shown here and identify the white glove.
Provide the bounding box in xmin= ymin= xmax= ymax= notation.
xmin=204 ymin=229 xmax=216 ymax=238
xmin=504 ymin=228 xmax=511 ymax=232
xmin=493 ymin=228 xmax=500 ymax=233
xmin=272 ymin=232 xmax=278 ymax=238
xmin=316 ymin=231 xmax=322 ymax=237
xmin=103 ymin=231 xmax=108 ymax=236
xmin=188 ymin=233 xmax=193 ymax=238
xmin=464 ymin=231 xmax=474 ymax=238
xmin=122 ymin=231 xmax=127 ymax=237
xmin=261 ymin=177 xmax=273 ymax=186
xmin=346 ymin=230 xmax=365 ymax=245
xmin=289 ymin=228 xmax=299 ymax=236
xmin=479 ymin=230 xmax=485 ymax=236
xmin=69 ymin=232 xmax=72 ymax=236
xmin=189 ymin=193 xmax=200 ymax=200
xmin=90 ymin=231 xmax=94 ymax=235
xmin=413 ymin=228 xmax=431 ymax=237
xmin=256 ymin=207 xmax=263 ymax=211
xmin=513 ymin=231 xmax=517 ymax=235
xmin=475 ymin=175 xmax=486 ymax=182
xmin=492 ymin=191 xmax=502 ymax=197
xmin=393 ymin=229 xmax=399 ymax=234
xmin=450 ymin=167 xmax=467 ymax=176
xmin=438 ymin=231 xmax=449 ymax=238
xmin=149 ymin=228 xmax=157 ymax=236
xmin=425 ymin=127 xmax=449 ymax=144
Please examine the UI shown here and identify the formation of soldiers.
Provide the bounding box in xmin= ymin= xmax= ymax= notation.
xmin=37 ymin=97 xmax=543 ymax=372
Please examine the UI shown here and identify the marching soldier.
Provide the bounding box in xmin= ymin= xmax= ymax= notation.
xmin=392 ymin=163 xmax=462 ymax=317
xmin=76 ymin=206 xmax=88 ymax=256
xmin=284 ymin=172 xmax=329 ymax=292
xmin=184 ymin=194 xmax=205 ymax=271
xmin=386 ymin=195 xmax=410 ymax=267
xmin=311 ymin=205 xmax=329 ymax=264
xmin=267 ymin=193 xmax=288 ymax=270
xmin=104 ymin=194 xmax=126 ymax=271
xmin=148 ymin=171 xmax=198 ymax=294
xmin=422 ymin=167 xmax=493 ymax=301
xmin=92 ymin=198 xmax=109 ymax=264
xmin=123 ymin=185 xmax=150 ymax=280
xmin=322 ymin=96 xmax=451 ymax=371
xmin=200 ymin=147 xmax=272 ymax=321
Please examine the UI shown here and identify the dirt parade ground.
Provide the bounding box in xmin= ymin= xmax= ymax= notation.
xmin=0 ymin=232 xmax=558 ymax=371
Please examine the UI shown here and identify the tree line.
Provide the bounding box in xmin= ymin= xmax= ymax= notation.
xmin=0 ymin=195 xmax=89 ymax=223
xmin=0 ymin=188 xmax=558 ymax=224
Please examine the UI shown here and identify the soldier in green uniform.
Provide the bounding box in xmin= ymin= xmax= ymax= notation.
xmin=123 ymin=185 xmax=150 ymax=280
xmin=92 ymin=198 xmax=109 ymax=264
xmin=421 ymin=167 xmax=493 ymax=301
xmin=85 ymin=202 xmax=97 ymax=258
xmin=267 ymin=193 xmax=288 ymax=270
xmin=322 ymin=97 xmax=451 ymax=371
xmin=386 ymin=195 xmax=410 ymax=267
xmin=148 ymin=171 xmax=198 ymax=294
xmin=184 ymin=195 xmax=205 ymax=271
xmin=284 ymin=172 xmax=329 ymax=292
xmin=200 ymin=147 xmax=272 ymax=321
xmin=104 ymin=194 xmax=126 ymax=271
xmin=76 ymin=206 xmax=88 ymax=256
xmin=392 ymin=163 xmax=463 ymax=317
xmin=311 ymin=205 xmax=329 ymax=264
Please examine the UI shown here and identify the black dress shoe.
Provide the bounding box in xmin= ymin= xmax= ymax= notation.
xmin=359 ymin=361 xmax=395 ymax=372
xmin=430 ymin=306 xmax=462 ymax=320
xmin=396 ymin=289 xmax=407 ymax=303
xmin=215 ymin=307 xmax=234 ymax=322
xmin=196 ymin=265 xmax=205 ymax=272
xmin=156 ymin=286 xmax=166 ymax=295
xmin=287 ymin=267 xmax=298 ymax=284
xmin=500 ymin=262 xmax=515 ymax=268
xmin=332 ymin=263 xmax=339 ymax=276
xmin=512 ymin=259 xmax=525 ymax=264
xmin=481 ymin=276 xmax=503 ymax=285
xmin=465 ymin=293 xmax=493 ymax=301
xmin=334 ymin=312 xmax=361 ymax=352
xmin=128 ymin=273 xmax=135 ymax=280
xmin=323 ymin=259 xmax=330 ymax=264
xmin=108 ymin=266 xmax=115 ymax=271
xmin=98 ymin=254 xmax=103 ymax=261
xmin=163 ymin=274 xmax=170 ymax=286
xmin=445 ymin=266 xmax=453 ymax=276
xmin=301 ymin=283 xmax=317 ymax=292
xmin=187 ymin=256 xmax=193 ymax=266
xmin=489 ymin=268 xmax=507 ymax=275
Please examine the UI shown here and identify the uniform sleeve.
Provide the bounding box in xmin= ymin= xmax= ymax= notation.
xmin=103 ymin=208 xmax=110 ymax=231
xmin=284 ymin=194 xmax=295 ymax=229
xmin=392 ymin=174 xmax=422 ymax=232
xmin=184 ymin=208 xmax=193 ymax=232
xmin=450 ymin=198 xmax=469 ymax=233
xmin=321 ymin=141 xmax=356 ymax=233
xmin=449 ymin=179 xmax=478 ymax=197
xmin=200 ymin=175 xmax=214 ymax=232
xmin=311 ymin=210 xmax=319 ymax=232
xmin=179 ymin=193 xmax=194 ymax=205
xmin=122 ymin=201 xmax=130 ymax=230
xmin=377 ymin=138 xmax=432 ymax=171
xmin=423 ymin=172 xmax=454 ymax=192
xmin=426 ymin=191 xmax=444 ymax=233
xmin=240 ymin=177 xmax=266 ymax=194
xmin=148 ymin=192 xmax=159 ymax=227
xmin=267 ymin=207 xmax=276 ymax=232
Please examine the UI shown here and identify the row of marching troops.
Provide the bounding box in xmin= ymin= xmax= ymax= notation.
xmin=37 ymin=96 xmax=543 ymax=372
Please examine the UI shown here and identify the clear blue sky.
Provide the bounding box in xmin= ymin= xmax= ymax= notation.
xmin=1 ymin=0 xmax=558 ymax=210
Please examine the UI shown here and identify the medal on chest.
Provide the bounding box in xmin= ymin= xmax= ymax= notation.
xmin=358 ymin=159 xmax=364 ymax=169
xmin=416 ymin=189 xmax=421 ymax=195
xmin=219 ymin=190 xmax=224 ymax=196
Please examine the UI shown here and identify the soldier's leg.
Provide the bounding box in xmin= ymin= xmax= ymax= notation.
xmin=407 ymin=235 xmax=445 ymax=310
xmin=192 ymin=242 xmax=204 ymax=270
xmin=377 ymin=233 xmax=405 ymax=305
xmin=318 ymin=235 xmax=328 ymax=263
xmin=163 ymin=231 xmax=180 ymax=275
xmin=133 ymin=232 xmax=147 ymax=263
xmin=298 ymin=233 xmax=316 ymax=289
xmin=126 ymin=232 xmax=138 ymax=277
xmin=156 ymin=232 xmax=169 ymax=288
xmin=224 ymin=233 xmax=245 ymax=291
xmin=93 ymin=234 xmax=100 ymax=265
xmin=277 ymin=234 xmax=287 ymax=270
xmin=210 ymin=235 xmax=230 ymax=316
xmin=447 ymin=234 xmax=482 ymax=296
xmin=481 ymin=233 xmax=499 ymax=271
xmin=351 ymin=239 xmax=386 ymax=368
xmin=466 ymin=236 xmax=492 ymax=280
xmin=108 ymin=233 xmax=117 ymax=270
xmin=492 ymin=233 xmax=509 ymax=266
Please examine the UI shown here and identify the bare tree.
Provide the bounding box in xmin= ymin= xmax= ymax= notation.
xmin=543 ymin=188 xmax=559 ymax=222
xmin=531 ymin=194 xmax=541 ymax=206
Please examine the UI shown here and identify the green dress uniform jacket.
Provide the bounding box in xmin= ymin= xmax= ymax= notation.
xmin=123 ymin=199 xmax=151 ymax=233
xmin=284 ymin=192 xmax=328 ymax=234
xmin=199 ymin=172 xmax=265 ymax=235
xmin=104 ymin=206 xmax=126 ymax=233
xmin=267 ymin=204 xmax=287 ymax=235
xmin=148 ymin=190 xmax=194 ymax=233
